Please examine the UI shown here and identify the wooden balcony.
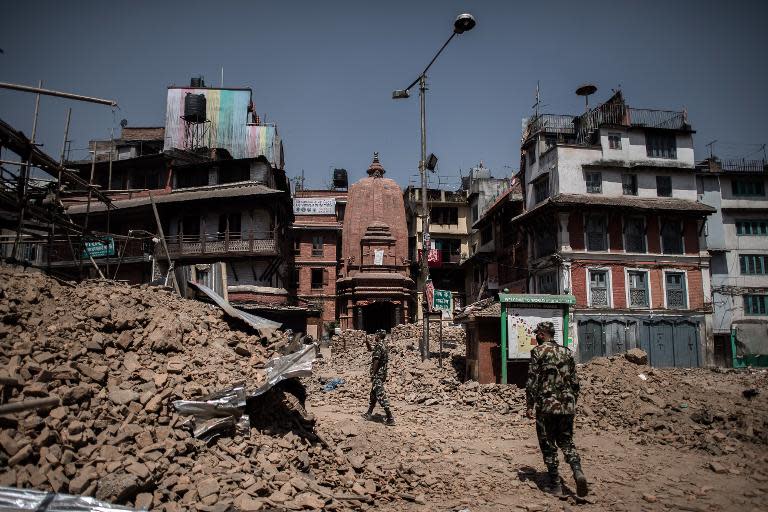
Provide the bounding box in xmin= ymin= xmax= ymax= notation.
xmin=162 ymin=231 xmax=278 ymax=259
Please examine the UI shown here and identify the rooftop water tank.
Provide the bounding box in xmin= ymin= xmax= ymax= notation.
xmin=184 ymin=93 xmax=206 ymax=123
xmin=190 ymin=76 xmax=205 ymax=88
xmin=333 ymin=168 xmax=348 ymax=189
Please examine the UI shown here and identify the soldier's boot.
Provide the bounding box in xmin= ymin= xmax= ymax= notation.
xmin=544 ymin=468 xmax=562 ymax=496
xmin=362 ymin=400 xmax=376 ymax=421
xmin=384 ymin=408 xmax=395 ymax=426
xmin=571 ymin=464 xmax=588 ymax=497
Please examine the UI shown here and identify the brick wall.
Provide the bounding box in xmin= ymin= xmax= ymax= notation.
xmin=571 ymin=261 xmax=706 ymax=312
xmin=611 ymin=266 xmax=626 ymax=308
xmin=572 ymin=266 xmax=587 ymax=307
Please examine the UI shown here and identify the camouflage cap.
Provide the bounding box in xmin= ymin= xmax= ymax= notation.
xmin=534 ymin=321 xmax=556 ymax=336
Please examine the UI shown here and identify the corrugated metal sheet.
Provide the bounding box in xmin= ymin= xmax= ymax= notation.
xmin=163 ymin=88 xmax=282 ymax=168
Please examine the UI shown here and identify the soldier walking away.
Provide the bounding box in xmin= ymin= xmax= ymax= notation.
xmin=362 ymin=329 xmax=395 ymax=426
xmin=525 ymin=321 xmax=588 ymax=497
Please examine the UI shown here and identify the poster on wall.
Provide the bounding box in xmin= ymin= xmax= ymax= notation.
xmin=373 ymin=249 xmax=384 ymax=265
xmin=293 ymin=198 xmax=336 ymax=215
xmin=507 ymin=308 xmax=563 ymax=359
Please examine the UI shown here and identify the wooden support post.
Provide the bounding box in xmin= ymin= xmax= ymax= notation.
xmin=149 ymin=192 xmax=179 ymax=293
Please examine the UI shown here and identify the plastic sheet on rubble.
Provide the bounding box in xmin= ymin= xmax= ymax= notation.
xmin=173 ymin=343 xmax=317 ymax=439
xmin=322 ymin=377 xmax=345 ymax=392
xmin=0 ymin=486 xmax=135 ymax=511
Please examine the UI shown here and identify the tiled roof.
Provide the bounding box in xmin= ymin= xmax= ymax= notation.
xmin=455 ymin=298 xmax=501 ymax=321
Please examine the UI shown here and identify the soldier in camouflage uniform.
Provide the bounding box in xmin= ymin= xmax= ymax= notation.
xmin=362 ymin=330 xmax=395 ymax=426
xmin=525 ymin=321 xmax=588 ymax=497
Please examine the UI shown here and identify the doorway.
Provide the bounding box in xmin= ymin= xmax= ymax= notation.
xmin=361 ymin=302 xmax=394 ymax=334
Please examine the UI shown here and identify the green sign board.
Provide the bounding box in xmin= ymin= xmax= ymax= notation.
xmin=82 ymin=237 xmax=115 ymax=259
xmin=433 ymin=289 xmax=452 ymax=311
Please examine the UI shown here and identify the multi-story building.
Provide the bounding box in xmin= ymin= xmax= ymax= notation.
xmin=697 ymin=157 xmax=768 ymax=366
xmin=50 ymin=77 xmax=305 ymax=327
xmin=292 ymin=178 xmax=348 ymax=337
xmin=463 ymin=180 xmax=526 ymax=301
xmin=514 ymin=91 xmax=716 ymax=367
xmin=404 ymin=185 xmax=470 ymax=318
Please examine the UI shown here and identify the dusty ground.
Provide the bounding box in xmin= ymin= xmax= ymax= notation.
xmin=309 ymin=343 xmax=768 ymax=512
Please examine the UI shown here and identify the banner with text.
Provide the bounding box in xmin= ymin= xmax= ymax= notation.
xmin=293 ymin=198 xmax=336 ymax=215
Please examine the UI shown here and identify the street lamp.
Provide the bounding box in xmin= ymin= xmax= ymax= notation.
xmin=393 ymin=13 xmax=476 ymax=361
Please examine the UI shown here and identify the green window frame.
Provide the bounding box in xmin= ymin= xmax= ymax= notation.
xmin=736 ymin=220 xmax=768 ymax=236
xmin=744 ymin=295 xmax=768 ymax=315
xmin=740 ymin=255 xmax=768 ymax=275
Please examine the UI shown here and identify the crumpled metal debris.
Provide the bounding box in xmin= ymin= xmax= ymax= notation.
xmin=0 ymin=486 xmax=135 ymax=511
xmin=187 ymin=281 xmax=282 ymax=331
xmin=173 ymin=343 xmax=317 ymax=439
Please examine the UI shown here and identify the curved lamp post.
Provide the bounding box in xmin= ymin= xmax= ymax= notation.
xmin=392 ymin=13 xmax=476 ymax=361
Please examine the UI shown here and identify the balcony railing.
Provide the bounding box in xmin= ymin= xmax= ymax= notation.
xmin=163 ymin=231 xmax=277 ymax=258
xmin=46 ymin=237 xmax=151 ymax=266
xmin=628 ymin=108 xmax=689 ymax=130
xmin=721 ymin=159 xmax=767 ymax=173
xmin=523 ymin=114 xmax=576 ymax=141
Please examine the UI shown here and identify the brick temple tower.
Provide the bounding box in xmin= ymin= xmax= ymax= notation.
xmin=337 ymin=153 xmax=415 ymax=332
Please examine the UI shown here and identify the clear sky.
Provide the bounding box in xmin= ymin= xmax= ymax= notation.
xmin=1 ymin=0 xmax=767 ymax=189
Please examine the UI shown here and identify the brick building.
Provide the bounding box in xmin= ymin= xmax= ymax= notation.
xmin=292 ymin=188 xmax=348 ymax=337
xmin=337 ymin=153 xmax=415 ymax=332
xmin=514 ymin=91 xmax=716 ymax=367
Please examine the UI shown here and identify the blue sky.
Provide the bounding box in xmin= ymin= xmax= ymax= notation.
xmin=1 ymin=0 xmax=766 ymax=189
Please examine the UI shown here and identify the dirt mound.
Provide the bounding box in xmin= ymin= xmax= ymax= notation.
xmin=578 ymin=355 xmax=768 ymax=454
xmin=0 ymin=265 xmax=388 ymax=510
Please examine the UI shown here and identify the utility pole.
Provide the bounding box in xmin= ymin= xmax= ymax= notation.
xmin=706 ymin=140 xmax=717 ymax=160
xmin=419 ymin=74 xmax=430 ymax=361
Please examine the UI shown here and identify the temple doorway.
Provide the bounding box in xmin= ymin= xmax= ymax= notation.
xmin=361 ymin=301 xmax=395 ymax=334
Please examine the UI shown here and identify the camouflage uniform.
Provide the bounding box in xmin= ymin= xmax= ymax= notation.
xmin=526 ymin=332 xmax=583 ymax=482
xmin=369 ymin=336 xmax=390 ymax=409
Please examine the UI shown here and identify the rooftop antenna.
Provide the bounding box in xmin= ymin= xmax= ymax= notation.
xmin=532 ymin=81 xmax=541 ymax=119
xmin=706 ymin=140 xmax=717 ymax=160
xmin=575 ymin=83 xmax=597 ymax=113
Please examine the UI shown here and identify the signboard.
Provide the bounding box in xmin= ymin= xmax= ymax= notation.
xmin=293 ymin=197 xmax=336 ymax=215
xmin=418 ymin=249 xmax=442 ymax=267
xmin=433 ymin=289 xmax=452 ymax=311
xmin=506 ymin=308 xmax=564 ymax=359
xmin=373 ymin=249 xmax=384 ymax=266
xmin=82 ymin=237 xmax=115 ymax=259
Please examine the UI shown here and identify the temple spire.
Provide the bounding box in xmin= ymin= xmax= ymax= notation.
xmin=367 ymin=151 xmax=385 ymax=177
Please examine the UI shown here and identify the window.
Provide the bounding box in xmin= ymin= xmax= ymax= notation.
xmin=624 ymin=217 xmax=647 ymax=253
xmin=608 ymin=133 xmax=622 ymax=150
xmin=218 ymin=213 xmax=241 ymax=240
xmin=534 ymin=177 xmax=550 ymax=203
xmin=538 ymin=272 xmax=557 ymax=294
xmin=472 ymin=204 xmax=479 ymax=222
xmin=312 ymin=235 xmax=324 ymax=257
xmin=622 ymin=174 xmax=638 ymax=195
xmin=740 ymin=254 xmax=768 ymax=275
xmin=628 ymin=271 xmax=649 ymax=308
xmin=646 ymin=132 xmax=677 ymax=159
xmin=432 ymin=207 xmax=459 ymax=225
xmin=534 ymin=228 xmax=556 ymax=258
xmin=744 ymin=295 xmax=768 ymax=315
xmin=180 ymin=216 xmax=200 ymax=239
xmin=435 ymin=238 xmax=461 ymax=263
xmin=661 ymin=221 xmax=683 ymax=254
xmin=544 ymin=135 xmax=557 ymax=151
xmin=656 ymin=176 xmax=672 ymax=197
xmin=586 ymin=215 xmax=607 ymax=251
xmin=481 ymin=225 xmax=493 ymax=245
xmin=732 ymin=179 xmax=765 ymax=197
xmin=311 ymin=268 xmax=324 ymax=290
xmin=665 ymin=272 xmax=687 ymax=309
xmin=736 ymin=220 xmax=768 ymax=235
xmin=586 ymin=172 xmax=602 ymax=194
xmin=589 ymin=270 xmax=609 ymax=307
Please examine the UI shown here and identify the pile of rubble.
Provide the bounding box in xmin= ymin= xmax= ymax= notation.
xmin=578 ymin=351 xmax=768 ymax=454
xmin=0 ymin=265 xmax=389 ymax=511
xmin=314 ymin=323 xmax=525 ymax=414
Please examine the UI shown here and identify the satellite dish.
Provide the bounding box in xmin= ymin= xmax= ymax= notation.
xmin=575 ymin=83 xmax=597 ymax=112
xmin=120 ymin=119 xmax=128 ymax=128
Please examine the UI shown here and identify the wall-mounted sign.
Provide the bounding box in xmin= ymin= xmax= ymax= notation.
xmin=293 ymin=198 xmax=336 ymax=215
xmin=374 ymin=249 xmax=384 ymax=265
xmin=433 ymin=289 xmax=452 ymax=311
xmin=506 ymin=308 xmax=563 ymax=359
xmin=82 ymin=237 xmax=115 ymax=259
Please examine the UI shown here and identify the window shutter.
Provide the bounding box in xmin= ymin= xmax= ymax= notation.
xmin=323 ymin=268 xmax=329 ymax=286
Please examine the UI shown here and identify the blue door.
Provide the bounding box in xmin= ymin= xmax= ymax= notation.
xmin=578 ymin=320 xmax=605 ymax=362
xmin=646 ymin=321 xmax=675 ymax=367
xmin=673 ymin=321 xmax=700 ymax=367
